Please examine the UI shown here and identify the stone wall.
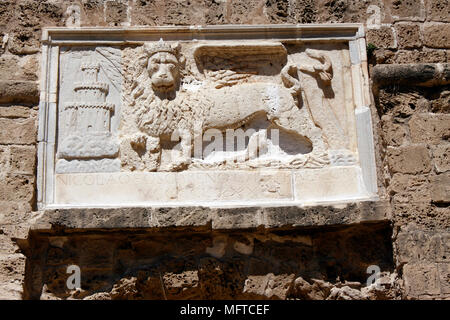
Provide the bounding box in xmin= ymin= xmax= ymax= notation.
xmin=0 ymin=0 xmax=448 ymax=300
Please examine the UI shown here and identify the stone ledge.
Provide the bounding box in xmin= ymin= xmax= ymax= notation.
xmin=0 ymin=80 xmax=39 ymax=104
xmin=371 ymin=63 xmax=450 ymax=88
xmin=30 ymin=200 xmax=391 ymax=233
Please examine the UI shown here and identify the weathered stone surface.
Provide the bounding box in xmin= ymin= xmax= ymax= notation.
xmin=131 ymin=0 xmax=208 ymax=25
xmin=438 ymin=263 xmax=450 ymax=294
xmin=431 ymin=173 xmax=450 ymax=203
xmin=380 ymin=115 xmax=408 ymax=146
xmin=409 ymin=113 xmax=450 ymax=144
xmin=230 ymin=0 xmax=267 ymax=24
xmin=392 ymin=49 xmax=447 ymax=64
xmin=105 ymin=0 xmax=128 ymax=26
xmin=31 ymin=201 xmax=391 ymax=232
xmin=0 ymin=174 xmax=34 ymax=203
xmin=0 ymin=118 xmax=36 ymax=145
xmin=316 ymin=0 xmax=388 ymax=24
xmin=403 ymin=263 xmax=441 ymax=298
xmin=0 ymin=201 xmax=33 ymax=225
xmin=423 ymin=23 xmax=450 ymax=48
xmin=431 ymin=90 xmax=450 ymax=113
xmin=388 ymin=0 xmax=425 ymax=21
xmin=0 ymin=254 xmax=26 ymax=300
xmin=395 ymin=224 xmax=449 ymax=264
xmin=389 ymin=174 xmax=431 ymax=204
xmin=130 ymin=0 xmax=162 ymax=26
xmin=0 ymin=80 xmax=39 ymax=104
xmin=0 ymin=106 xmax=35 ymax=119
xmin=0 ymin=55 xmax=38 ymax=81
xmin=265 ymin=0 xmax=317 ymax=24
xmin=243 ymin=273 xmax=295 ymax=299
xmin=427 ymin=0 xmax=450 ymax=22
xmin=372 ymin=63 xmax=450 ymax=87
xmin=4 ymin=1 xmax=63 ymax=55
xmin=9 ymin=146 xmax=36 ymax=175
xmin=395 ymin=23 xmax=422 ymax=49
xmin=432 ymin=144 xmax=450 ymax=173
xmin=7 ymin=31 xmax=41 ymax=55
xmin=79 ymin=0 xmax=106 ymax=27
xmin=366 ymin=27 xmax=396 ymax=49
xmin=387 ymin=145 xmax=432 ymax=174
xmin=24 ymin=223 xmax=396 ymax=299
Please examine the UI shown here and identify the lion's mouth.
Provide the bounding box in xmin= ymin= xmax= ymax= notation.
xmin=152 ymin=82 xmax=176 ymax=92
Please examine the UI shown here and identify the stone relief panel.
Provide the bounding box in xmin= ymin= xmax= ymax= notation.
xmin=120 ymin=41 xmax=356 ymax=173
xmin=38 ymin=26 xmax=377 ymax=208
xmin=56 ymin=47 xmax=122 ymax=173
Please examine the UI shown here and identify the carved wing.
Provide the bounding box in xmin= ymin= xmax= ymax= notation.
xmin=194 ymin=43 xmax=287 ymax=89
xmin=95 ymin=47 xmax=123 ymax=93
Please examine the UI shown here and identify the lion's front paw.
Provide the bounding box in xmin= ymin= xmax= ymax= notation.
xmin=130 ymin=133 xmax=147 ymax=151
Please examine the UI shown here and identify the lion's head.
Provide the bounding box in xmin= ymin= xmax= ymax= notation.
xmin=144 ymin=40 xmax=182 ymax=93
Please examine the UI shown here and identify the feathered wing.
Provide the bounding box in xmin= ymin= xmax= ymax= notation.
xmin=202 ymin=55 xmax=258 ymax=88
xmin=194 ymin=43 xmax=287 ymax=89
xmin=95 ymin=47 xmax=123 ymax=93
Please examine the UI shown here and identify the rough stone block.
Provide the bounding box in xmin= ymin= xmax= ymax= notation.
xmin=0 ymin=254 xmax=26 ymax=300
xmin=316 ymin=0 xmax=388 ymax=24
xmin=423 ymin=23 xmax=450 ymax=48
xmin=265 ymin=0 xmax=317 ymax=24
xmin=0 ymin=118 xmax=36 ymax=145
xmin=0 ymin=146 xmax=9 ymax=172
xmin=0 ymin=201 xmax=32 ymax=225
xmin=380 ymin=115 xmax=407 ymax=146
xmin=230 ymin=0 xmax=267 ymax=24
xmin=393 ymin=49 xmax=447 ymax=64
xmin=388 ymin=0 xmax=425 ymax=21
xmin=432 ymin=144 xmax=450 ymax=173
xmin=431 ymin=173 xmax=450 ymax=203
xmin=243 ymin=273 xmax=295 ymax=299
xmin=431 ymin=90 xmax=450 ymax=113
xmin=387 ymin=145 xmax=432 ymax=174
xmin=0 ymin=106 xmax=35 ymax=119
xmin=105 ymin=0 xmax=128 ymax=26
xmin=0 ymin=174 xmax=34 ymax=203
xmin=204 ymin=0 xmax=227 ymax=24
xmin=409 ymin=113 xmax=450 ymax=144
xmin=80 ymin=0 xmax=106 ymax=27
xmin=395 ymin=225 xmax=450 ymax=264
xmin=366 ymin=26 xmax=396 ymax=49
xmin=438 ymin=263 xmax=450 ymax=294
xmin=9 ymin=145 xmax=36 ymax=175
xmin=0 ymin=55 xmax=38 ymax=82
xmin=403 ymin=263 xmax=441 ymax=298
xmin=7 ymin=31 xmax=40 ymax=55
xmin=395 ymin=23 xmax=422 ymax=49
xmin=389 ymin=173 xmax=431 ymax=203
xmin=0 ymin=80 xmax=39 ymax=104
xmin=130 ymin=0 xmax=162 ymax=25
xmin=427 ymin=0 xmax=450 ymax=22
xmin=372 ymin=63 xmax=450 ymax=87
xmin=133 ymin=0 xmax=208 ymax=25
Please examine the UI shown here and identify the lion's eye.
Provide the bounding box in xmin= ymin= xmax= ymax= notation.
xmin=148 ymin=64 xmax=158 ymax=73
